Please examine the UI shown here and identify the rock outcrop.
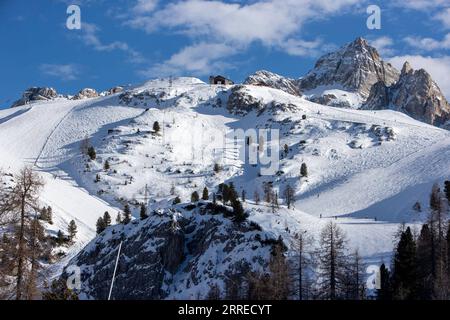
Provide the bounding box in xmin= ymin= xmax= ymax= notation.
xmin=363 ymin=62 xmax=450 ymax=126
xmin=73 ymin=88 xmax=99 ymax=100
xmin=11 ymin=87 xmax=58 ymax=107
xmin=60 ymin=203 xmax=277 ymax=300
xmin=298 ymin=37 xmax=400 ymax=99
xmin=244 ymin=70 xmax=301 ymax=96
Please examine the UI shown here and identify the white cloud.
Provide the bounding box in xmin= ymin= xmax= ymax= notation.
xmin=141 ymin=42 xmax=238 ymax=77
xmin=391 ymin=0 xmax=448 ymax=10
xmin=389 ymin=55 xmax=450 ymax=99
xmin=127 ymin=0 xmax=361 ymax=48
xmin=434 ymin=8 xmax=450 ymax=29
xmin=369 ymin=36 xmax=395 ymax=57
xmin=404 ymin=34 xmax=450 ymax=51
xmin=132 ymin=0 xmax=159 ymax=13
xmin=80 ymin=23 xmax=146 ymax=63
xmin=127 ymin=0 xmax=363 ymax=77
xmin=280 ymin=38 xmax=325 ymax=57
xmin=39 ymin=64 xmax=80 ymax=81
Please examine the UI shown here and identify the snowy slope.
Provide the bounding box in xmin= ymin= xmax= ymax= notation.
xmin=1 ymin=77 xmax=449 ymax=282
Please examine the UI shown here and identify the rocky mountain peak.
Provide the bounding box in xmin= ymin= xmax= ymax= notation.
xmin=11 ymin=87 xmax=58 ymax=108
xmin=299 ymin=37 xmax=400 ymax=98
xmin=363 ymin=63 xmax=450 ymax=126
xmin=243 ymin=70 xmax=301 ymax=96
xmin=401 ymin=61 xmax=413 ymax=75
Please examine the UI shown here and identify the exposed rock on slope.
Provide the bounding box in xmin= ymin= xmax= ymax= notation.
xmin=61 ymin=203 xmax=277 ymax=299
xmin=11 ymin=87 xmax=58 ymax=107
xmin=244 ymin=70 xmax=301 ymax=96
xmin=363 ymin=62 xmax=450 ymax=126
xmin=299 ymin=38 xmax=400 ymax=99
xmin=73 ymin=88 xmax=99 ymax=100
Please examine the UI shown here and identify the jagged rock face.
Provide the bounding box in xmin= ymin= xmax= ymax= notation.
xmin=227 ymin=85 xmax=266 ymax=115
xmin=244 ymin=70 xmax=301 ymax=96
xmin=11 ymin=87 xmax=58 ymax=107
xmin=363 ymin=62 xmax=450 ymax=127
xmin=108 ymin=86 xmax=124 ymax=95
xmin=299 ymin=38 xmax=400 ymax=99
xmin=61 ymin=204 xmax=274 ymax=300
xmin=73 ymin=88 xmax=99 ymax=100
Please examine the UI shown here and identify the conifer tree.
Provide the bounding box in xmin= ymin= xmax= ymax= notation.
xmin=173 ymin=196 xmax=181 ymax=205
xmin=202 ymin=187 xmax=209 ymax=201
xmin=283 ymin=184 xmax=295 ymax=209
xmin=96 ymin=217 xmax=106 ymax=234
xmin=392 ymin=227 xmax=417 ymax=300
xmin=103 ymin=211 xmax=111 ymax=227
xmin=115 ymin=212 xmax=122 ymax=224
xmin=87 ymin=146 xmax=96 ymax=160
xmin=67 ymin=220 xmax=77 ymax=242
xmin=153 ymin=121 xmax=160 ymax=133
xmin=254 ymin=190 xmax=260 ymax=205
xmin=318 ymin=222 xmax=348 ymax=300
xmin=232 ymin=199 xmax=247 ymax=223
xmin=104 ymin=160 xmax=110 ymax=171
xmin=122 ymin=204 xmax=132 ymax=224
xmin=300 ymin=163 xmax=308 ymax=177
xmin=191 ymin=191 xmax=199 ymax=203
xmin=377 ymin=264 xmax=392 ymax=300
xmin=140 ymin=204 xmax=148 ymax=219
xmin=416 ymin=224 xmax=434 ymax=299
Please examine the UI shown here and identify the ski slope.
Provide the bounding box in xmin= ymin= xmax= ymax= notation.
xmin=1 ymin=77 xmax=449 ymax=272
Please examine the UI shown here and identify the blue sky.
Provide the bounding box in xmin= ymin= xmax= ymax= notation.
xmin=1 ymin=0 xmax=449 ymax=108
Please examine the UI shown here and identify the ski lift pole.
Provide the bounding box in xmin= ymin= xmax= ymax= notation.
xmin=108 ymin=241 xmax=123 ymax=300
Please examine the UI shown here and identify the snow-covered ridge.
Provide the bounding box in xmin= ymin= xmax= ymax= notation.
xmin=1 ymin=73 xmax=449 ymax=298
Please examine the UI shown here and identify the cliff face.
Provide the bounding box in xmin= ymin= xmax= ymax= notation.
xmin=61 ymin=203 xmax=277 ymax=300
xmin=299 ymin=38 xmax=400 ymax=99
xmin=363 ymin=62 xmax=450 ymax=127
xmin=244 ymin=70 xmax=301 ymax=97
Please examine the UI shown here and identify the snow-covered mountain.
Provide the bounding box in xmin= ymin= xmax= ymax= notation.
xmin=1 ymin=75 xmax=449 ymax=299
xmin=299 ymin=38 xmax=400 ymax=102
xmin=363 ymin=62 xmax=450 ymax=126
xmin=244 ymin=70 xmax=301 ymax=97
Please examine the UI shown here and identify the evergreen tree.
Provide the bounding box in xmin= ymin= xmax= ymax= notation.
xmin=67 ymin=220 xmax=77 ymax=242
xmin=300 ymin=163 xmax=308 ymax=177
xmin=416 ymin=224 xmax=434 ymax=299
xmin=104 ymin=160 xmax=110 ymax=171
xmin=140 ymin=204 xmax=148 ymax=220
xmin=232 ymin=199 xmax=247 ymax=223
xmin=254 ymin=190 xmax=260 ymax=205
xmin=122 ymin=204 xmax=132 ymax=224
xmin=94 ymin=174 xmax=100 ymax=183
xmin=47 ymin=206 xmax=53 ymax=224
xmin=103 ymin=211 xmax=112 ymax=227
xmin=377 ymin=264 xmax=392 ymax=300
xmin=87 ymin=146 xmax=96 ymax=160
xmin=284 ymin=144 xmax=289 ymax=156
xmin=392 ymin=227 xmax=417 ymax=300
xmin=318 ymin=222 xmax=348 ymax=300
xmin=202 ymin=187 xmax=209 ymax=201
xmin=153 ymin=121 xmax=160 ymax=133
xmin=191 ymin=191 xmax=200 ymax=203
xmin=57 ymin=230 xmax=66 ymax=245
xmin=173 ymin=196 xmax=181 ymax=205
xmin=96 ymin=217 xmax=106 ymax=234
xmin=283 ymin=184 xmax=295 ymax=209
xmin=115 ymin=212 xmax=122 ymax=224
xmin=241 ymin=189 xmax=246 ymax=202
